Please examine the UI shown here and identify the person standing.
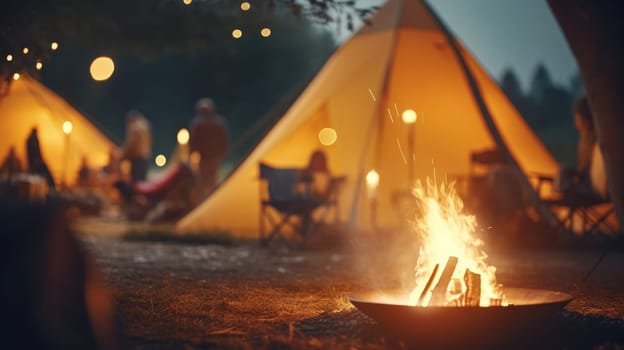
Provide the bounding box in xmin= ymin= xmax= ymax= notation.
xmin=121 ymin=111 xmax=152 ymax=183
xmin=26 ymin=127 xmax=55 ymax=190
xmin=189 ymin=98 xmax=229 ymax=203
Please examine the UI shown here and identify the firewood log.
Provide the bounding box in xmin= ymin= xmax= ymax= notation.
xmin=429 ymin=256 xmax=458 ymax=306
xmin=417 ymin=263 xmax=439 ymax=306
xmin=463 ymin=269 xmax=481 ymax=307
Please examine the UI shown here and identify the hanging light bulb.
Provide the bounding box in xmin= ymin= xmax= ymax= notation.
xmin=232 ymin=29 xmax=243 ymax=39
xmin=260 ymin=28 xmax=272 ymax=38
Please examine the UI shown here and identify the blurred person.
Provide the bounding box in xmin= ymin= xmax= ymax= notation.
xmin=77 ymin=156 xmax=94 ymax=188
xmin=121 ymin=111 xmax=152 ymax=183
xmin=0 ymin=146 xmax=22 ymax=180
xmin=299 ymin=149 xmax=333 ymax=200
xmin=555 ymin=95 xmax=608 ymax=201
xmin=189 ymin=98 xmax=229 ymax=203
xmin=26 ymin=127 xmax=56 ymax=190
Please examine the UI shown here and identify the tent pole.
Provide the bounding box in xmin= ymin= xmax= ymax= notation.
xmin=421 ymin=0 xmax=557 ymax=225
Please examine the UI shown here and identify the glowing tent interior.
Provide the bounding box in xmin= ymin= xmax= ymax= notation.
xmin=177 ymin=0 xmax=559 ymax=236
xmin=0 ymin=74 xmax=118 ymax=186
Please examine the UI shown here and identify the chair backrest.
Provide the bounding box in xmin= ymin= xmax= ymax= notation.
xmin=259 ymin=163 xmax=301 ymax=201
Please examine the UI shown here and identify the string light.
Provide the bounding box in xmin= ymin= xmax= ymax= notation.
xmin=51 ymin=42 xmax=59 ymax=50
xmin=240 ymin=2 xmax=251 ymax=11
xmin=13 ymin=73 xmax=20 ymax=80
xmin=90 ymin=56 xmax=115 ymax=81
xmin=260 ymin=28 xmax=272 ymax=38
xmin=6 ymin=54 xmax=12 ymax=62
xmin=232 ymin=29 xmax=243 ymax=39
xmin=22 ymin=47 xmax=29 ymax=54
xmin=35 ymin=61 xmax=43 ymax=70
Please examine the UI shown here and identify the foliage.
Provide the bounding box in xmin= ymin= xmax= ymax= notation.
xmin=32 ymin=2 xmax=337 ymax=162
xmin=0 ymin=0 xmax=376 ymax=82
xmin=500 ymin=65 xmax=583 ymax=166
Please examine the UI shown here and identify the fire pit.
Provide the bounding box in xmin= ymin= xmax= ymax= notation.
xmin=349 ymin=288 xmax=573 ymax=348
xmin=349 ymin=181 xmax=574 ymax=348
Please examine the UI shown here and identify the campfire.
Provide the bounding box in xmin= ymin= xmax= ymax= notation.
xmin=349 ymin=179 xmax=573 ymax=347
xmin=407 ymin=179 xmax=504 ymax=308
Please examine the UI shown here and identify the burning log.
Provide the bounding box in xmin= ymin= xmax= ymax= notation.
xmin=463 ymin=269 xmax=481 ymax=307
xmin=429 ymin=256 xmax=458 ymax=306
xmin=417 ymin=263 xmax=439 ymax=306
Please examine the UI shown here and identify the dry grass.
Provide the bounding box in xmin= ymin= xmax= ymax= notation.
xmin=80 ymin=230 xmax=624 ymax=349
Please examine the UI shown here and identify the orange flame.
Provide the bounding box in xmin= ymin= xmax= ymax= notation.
xmin=407 ymin=179 xmax=504 ymax=307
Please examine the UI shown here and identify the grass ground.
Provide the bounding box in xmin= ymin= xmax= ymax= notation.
xmin=75 ymin=217 xmax=624 ymax=349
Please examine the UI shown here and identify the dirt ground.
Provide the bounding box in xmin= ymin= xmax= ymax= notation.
xmin=76 ymin=219 xmax=624 ymax=350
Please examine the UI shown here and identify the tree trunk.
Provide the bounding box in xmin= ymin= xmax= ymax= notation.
xmin=547 ymin=0 xmax=624 ymax=229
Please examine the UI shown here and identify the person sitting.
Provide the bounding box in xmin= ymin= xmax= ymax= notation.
xmin=555 ymin=96 xmax=608 ymax=202
xmin=114 ymin=163 xmax=195 ymax=222
xmin=298 ymin=150 xmax=335 ymax=200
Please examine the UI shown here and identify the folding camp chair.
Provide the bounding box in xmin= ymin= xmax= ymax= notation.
xmin=535 ymin=175 xmax=617 ymax=236
xmin=258 ymin=162 xmax=344 ymax=247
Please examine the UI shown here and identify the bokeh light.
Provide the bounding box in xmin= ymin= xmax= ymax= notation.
xmin=155 ymin=154 xmax=167 ymax=167
xmin=183 ymin=0 xmax=192 ymax=5
xmin=90 ymin=56 xmax=115 ymax=81
xmin=402 ymin=109 xmax=417 ymax=124
xmin=51 ymin=42 xmax=59 ymax=50
xmin=62 ymin=121 xmax=73 ymax=135
xmin=366 ymin=170 xmax=380 ymax=188
xmin=318 ymin=128 xmax=338 ymax=146
xmin=12 ymin=73 xmax=20 ymax=80
xmin=22 ymin=47 xmax=29 ymax=54
xmin=6 ymin=54 xmax=13 ymax=62
xmin=177 ymin=128 xmax=190 ymax=145
xmin=232 ymin=29 xmax=243 ymax=39
xmin=240 ymin=2 xmax=251 ymax=11
xmin=260 ymin=28 xmax=272 ymax=38
xmin=35 ymin=61 xmax=43 ymax=70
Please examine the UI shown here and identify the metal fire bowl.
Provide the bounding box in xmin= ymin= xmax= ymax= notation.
xmin=349 ymin=287 xmax=573 ymax=349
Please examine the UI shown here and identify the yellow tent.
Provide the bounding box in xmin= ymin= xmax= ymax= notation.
xmin=177 ymin=0 xmax=558 ymax=236
xmin=0 ymin=74 xmax=118 ymax=186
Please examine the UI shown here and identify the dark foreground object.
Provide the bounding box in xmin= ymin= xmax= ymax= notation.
xmin=349 ymin=288 xmax=573 ymax=349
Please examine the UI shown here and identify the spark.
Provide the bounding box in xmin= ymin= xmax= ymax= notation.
xmin=368 ymin=88 xmax=376 ymax=102
xmin=396 ymin=138 xmax=407 ymax=165
xmin=387 ymin=108 xmax=394 ymax=123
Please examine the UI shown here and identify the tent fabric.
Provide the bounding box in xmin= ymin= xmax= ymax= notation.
xmin=0 ymin=75 xmax=117 ymax=186
xmin=177 ymin=0 xmax=558 ymax=236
